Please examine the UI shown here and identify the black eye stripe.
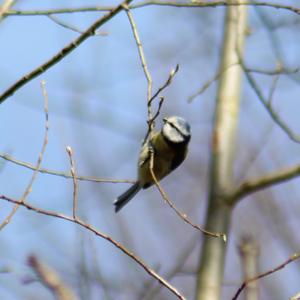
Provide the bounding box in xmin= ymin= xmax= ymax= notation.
xmin=166 ymin=121 xmax=186 ymax=137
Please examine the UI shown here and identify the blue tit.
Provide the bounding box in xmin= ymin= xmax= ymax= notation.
xmin=114 ymin=116 xmax=191 ymax=212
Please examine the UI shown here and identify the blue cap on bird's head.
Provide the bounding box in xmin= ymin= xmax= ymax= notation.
xmin=162 ymin=116 xmax=191 ymax=144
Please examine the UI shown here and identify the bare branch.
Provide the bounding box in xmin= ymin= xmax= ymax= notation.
xmin=47 ymin=15 xmax=107 ymax=36
xmin=232 ymin=253 xmax=300 ymax=300
xmin=188 ymin=63 xmax=297 ymax=102
xmin=151 ymin=96 xmax=165 ymax=123
xmin=0 ymin=152 xmax=135 ymax=184
xmin=144 ymin=66 xmax=179 ymax=141
xmin=142 ymin=236 xmax=198 ymax=300
xmin=28 ymin=255 xmax=79 ymax=300
xmin=66 ymin=146 xmax=78 ymax=220
xmin=232 ymin=163 xmax=300 ymax=203
xmin=0 ymin=80 xmax=49 ymax=230
xmin=4 ymin=2 xmax=300 ymax=17
xmin=149 ymin=151 xmax=226 ymax=241
xmin=267 ymin=70 xmax=280 ymax=107
xmin=123 ymin=4 xmax=155 ymax=138
xmin=239 ymin=55 xmax=300 ymax=143
xmin=149 ymin=64 xmax=179 ymax=106
xmin=124 ymin=5 xmax=179 ymax=150
xmin=0 ymin=195 xmax=186 ymax=300
xmin=188 ymin=63 xmax=238 ymax=102
xmin=0 ymin=0 xmax=134 ymax=104
xmin=248 ymin=66 xmax=299 ymax=76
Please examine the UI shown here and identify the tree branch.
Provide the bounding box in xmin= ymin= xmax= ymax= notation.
xmin=66 ymin=146 xmax=79 ymax=220
xmin=0 ymin=80 xmax=49 ymax=230
xmin=232 ymin=253 xmax=300 ymax=300
xmin=0 ymin=152 xmax=135 ymax=184
xmin=4 ymin=2 xmax=300 ymax=17
xmin=239 ymin=55 xmax=300 ymax=144
xmin=231 ymin=163 xmax=300 ymax=203
xmin=0 ymin=0 xmax=134 ymax=104
xmin=149 ymin=150 xmax=226 ymax=240
xmin=28 ymin=255 xmax=79 ymax=300
xmin=47 ymin=15 xmax=107 ymax=36
xmin=0 ymin=194 xmax=186 ymax=300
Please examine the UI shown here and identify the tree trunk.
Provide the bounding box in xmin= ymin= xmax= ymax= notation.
xmin=196 ymin=2 xmax=248 ymax=300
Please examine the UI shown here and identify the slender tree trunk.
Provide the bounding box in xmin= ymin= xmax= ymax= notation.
xmin=196 ymin=2 xmax=248 ymax=300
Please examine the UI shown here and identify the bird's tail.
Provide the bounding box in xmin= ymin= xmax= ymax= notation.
xmin=114 ymin=182 xmax=141 ymax=213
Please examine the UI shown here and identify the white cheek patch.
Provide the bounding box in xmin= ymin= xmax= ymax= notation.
xmin=163 ymin=124 xmax=185 ymax=143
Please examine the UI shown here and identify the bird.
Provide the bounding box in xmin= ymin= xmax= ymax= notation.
xmin=114 ymin=116 xmax=191 ymax=212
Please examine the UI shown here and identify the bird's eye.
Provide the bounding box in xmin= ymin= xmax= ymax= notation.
xmin=163 ymin=117 xmax=167 ymax=123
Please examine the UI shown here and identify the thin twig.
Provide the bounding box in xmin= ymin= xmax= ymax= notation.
xmin=4 ymin=2 xmax=300 ymax=17
xmin=254 ymin=6 xmax=300 ymax=87
xmin=231 ymin=163 xmax=300 ymax=203
xmin=123 ymin=4 xmax=154 ymax=136
xmin=142 ymin=236 xmax=198 ymax=300
xmin=267 ymin=71 xmax=280 ymax=107
xmin=0 ymin=194 xmax=186 ymax=300
xmin=0 ymin=80 xmax=49 ymax=230
xmin=144 ymin=66 xmax=179 ymax=142
xmin=0 ymin=152 xmax=135 ymax=184
xmin=149 ymin=64 xmax=179 ymax=105
xmin=28 ymin=255 xmax=79 ymax=300
xmin=188 ymin=63 xmax=298 ymax=102
xmin=238 ymin=55 xmax=300 ymax=143
xmin=188 ymin=63 xmax=238 ymax=102
xmin=125 ymin=4 xmax=177 ymax=149
xmin=0 ymin=0 xmax=134 ymax=104
xmin=232 ymin=253 xmax=300 ymax=300
xmin=47 ymin=15 xmax=108 ymax=36
xmin=149 ymin=151 xmax=226 ymax=241
xmin=66 ymin=146 xmax=78 ymax=220
xmin=151 ymin=97 xmax=165 ymax=123
xmin=248 ymin=66 xmax=299 ymax=76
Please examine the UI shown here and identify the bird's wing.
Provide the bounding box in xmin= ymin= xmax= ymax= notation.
xmin=138 ymin=141 xmax=152 ymax=167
